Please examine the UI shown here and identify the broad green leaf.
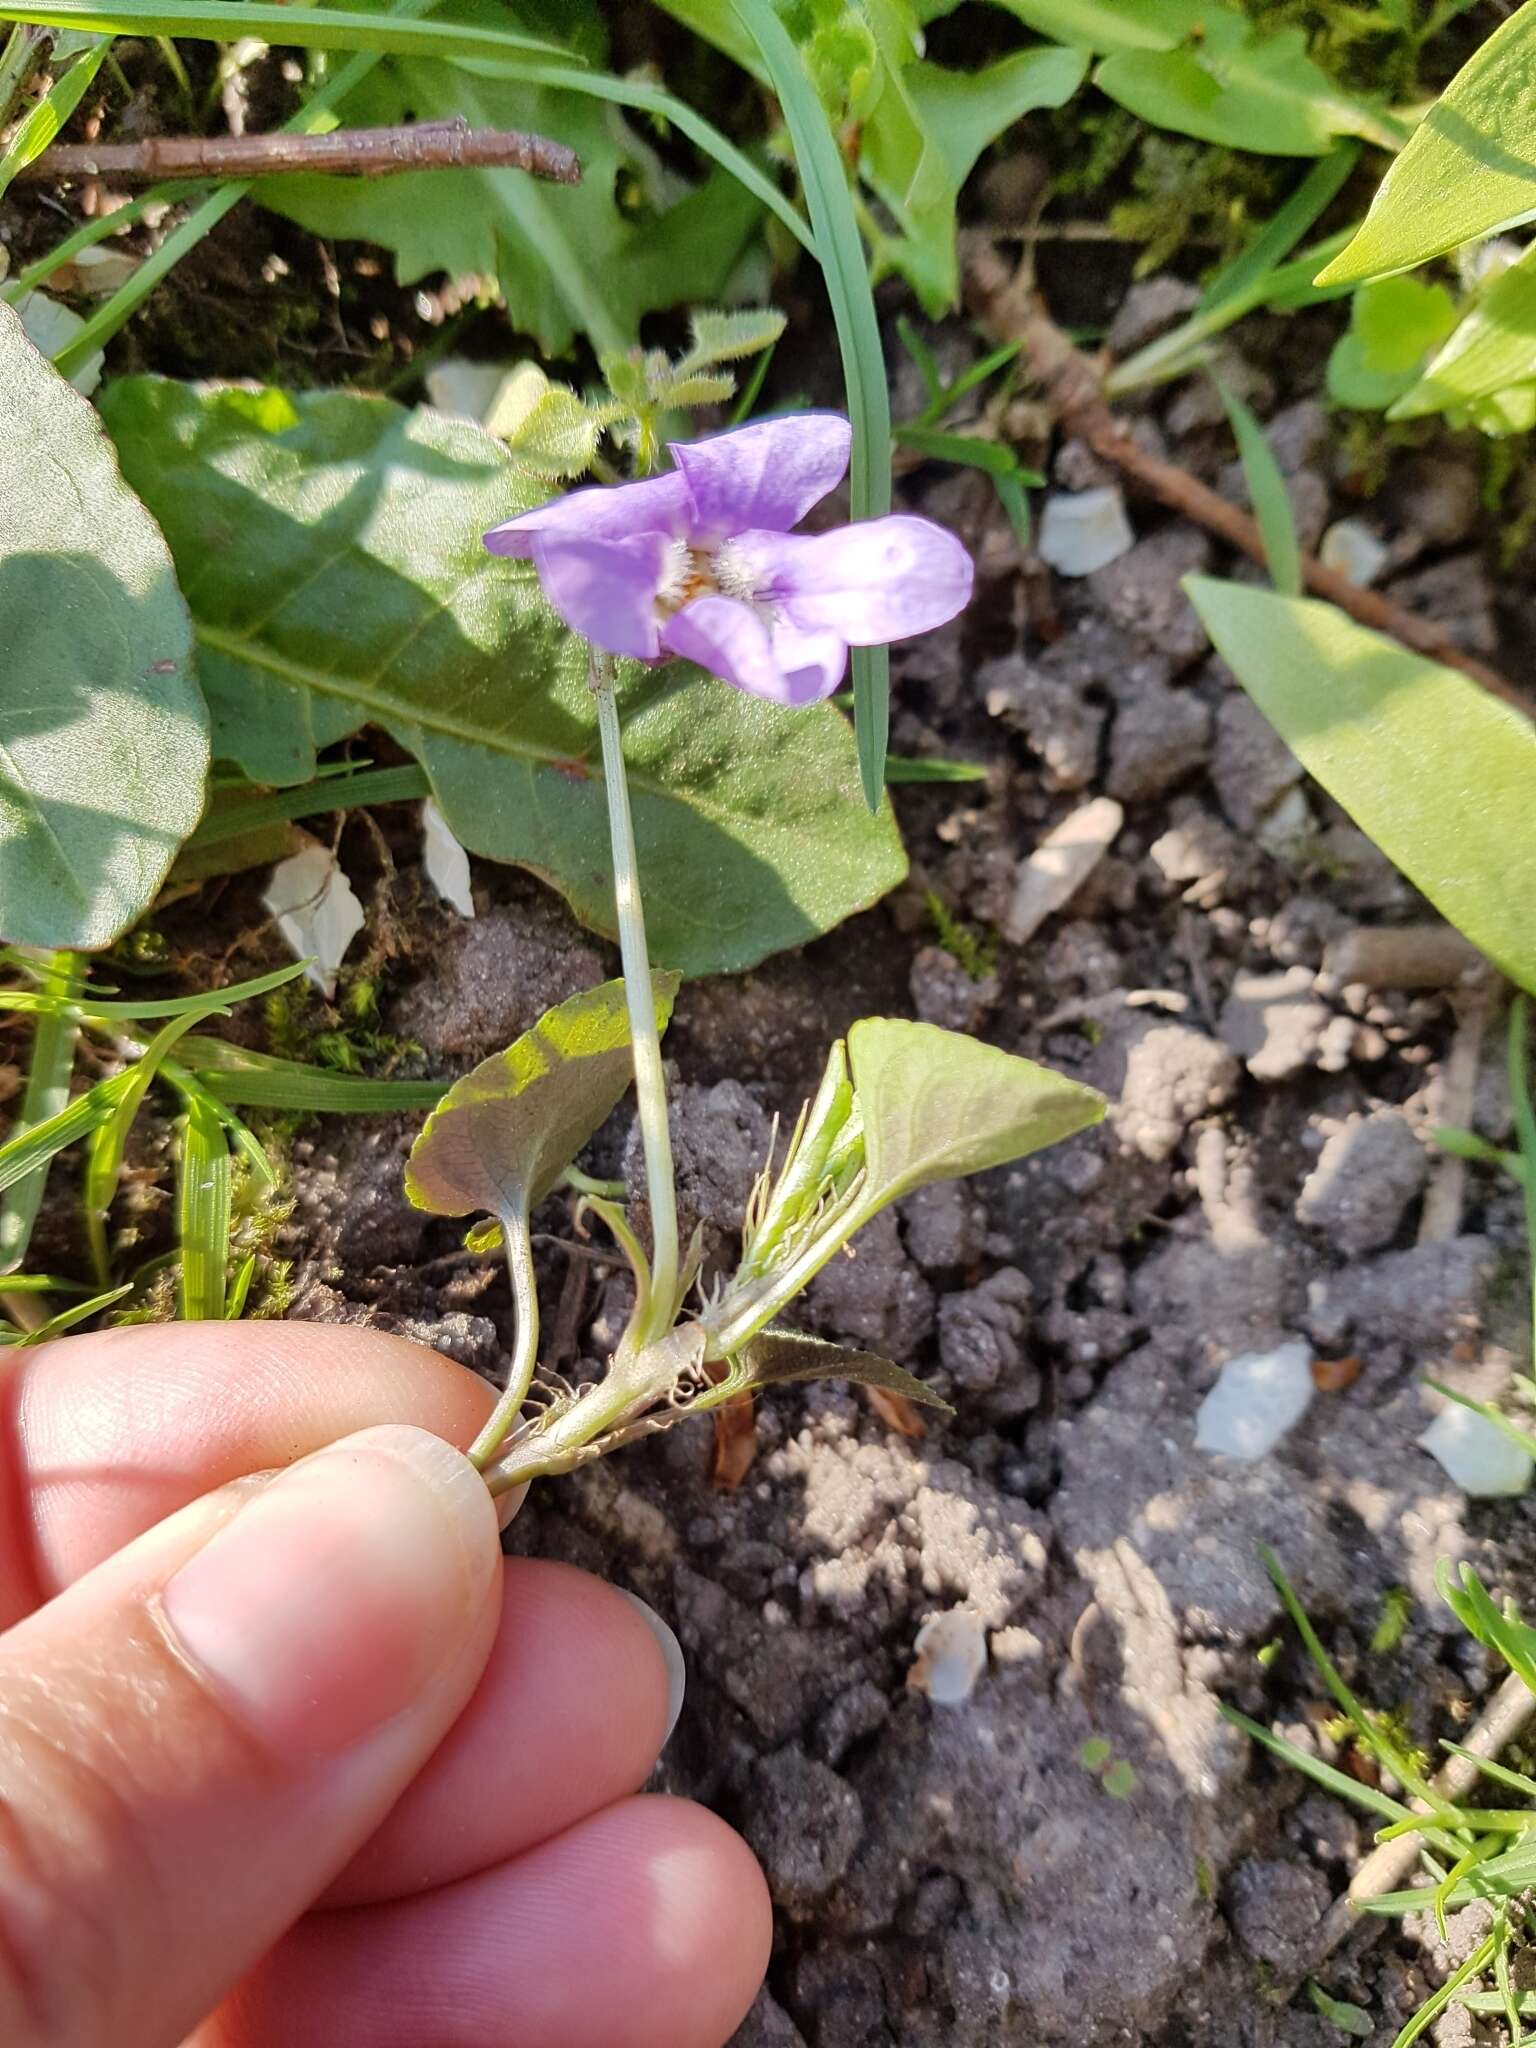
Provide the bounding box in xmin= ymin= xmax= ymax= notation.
xmin=1391 ymin=240 xmax=1536 ymax=419
xmin=1184 ymin=578 xmax=1536 ymax=994
xmin=0 ymin=307 xmax=205 ymax=950
xmin=100 ymin=377 xmax=907 ymax=978
xmin=404 ymin=977 xmax=679 ymax=1222
xmin=1096 ymin=25 xmax=1397 ymax=157
xmin=984 ymin=0 xmax=1197 ymax=51
xmin=849 ymin=1016 xmax=1105 ymax=1208
xmin=1326 ymin=275 xmax=1459 ymax=410
xmin=1318 ymin=0 xmax=1536 ymax=285
xmin=256 ymin=2 xmax=760 ymax=356
xmin=1215 ymin=379 xmax=1301 ymax=596
xmin=695 ymin=1329 xmax=952 ymax=1414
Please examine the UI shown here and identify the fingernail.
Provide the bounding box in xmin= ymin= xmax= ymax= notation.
xmin=161 ymin=1425 xmax=497 ymax=1758
xmin=619 ymin=1589 xmax=686 ymax=1745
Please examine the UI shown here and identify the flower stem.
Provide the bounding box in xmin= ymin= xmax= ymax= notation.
xmin=468 ymin=1204 xmax=539 ymax=1470
xmin=589 ymin=651 xmax=679 ymax=1343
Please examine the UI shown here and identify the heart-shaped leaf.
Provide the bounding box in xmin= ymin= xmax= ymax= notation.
xmin=848 ymin=1016 xmax=1106 ymax=1209
xmin=0 ymin=305 xmax=205 ymax=949
xmin=405 ymin=976 xmax=679 ymax=1223
xmin=1184 ymin=576 xmax=1536 ymax=994
xmin=100 ymin=375 xmax=907 ymax=978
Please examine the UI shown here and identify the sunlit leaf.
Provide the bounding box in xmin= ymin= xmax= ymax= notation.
xmin=1326 ymin=275 xmax=1459 ymax=410
xmin=1391 ymin=240 xmax=1536 ymax=420
xmin=1185 ymin=578 xmax=1536 ymax=994
xmin=1318 ymin=0 xmax=1536 ymax=284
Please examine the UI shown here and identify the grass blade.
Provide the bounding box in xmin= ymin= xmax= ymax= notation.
xmin=187 ymin=763 xmax=432 ymax=848
xmin=177 ymin=1090 xmax=231 ymax=1319
xmin=732 ymin=0 xmax=892 ymax=809
xmin=1214 ymin=377 xmax=1301 ymax=597
xmin=0 ymin=4 xmax=565 ymax=62
xmin=0 ymin=33 xmax=110 ymax=200
xmin=82 ymin=1007 xmax=210 ymax=1285
xmin=1198 ymin=146 xmax=1360 ymax=320
xmin=0 ymin=951 xmax=83 ymax=1271
xmin=0 ymin=1069 xmax=134 ymax=1200
xmin=178 ymin=1036 xmax=449 ymax=1112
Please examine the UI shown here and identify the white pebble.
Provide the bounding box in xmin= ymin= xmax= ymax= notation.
xmin=1195 ymin=1341 xmax=1315 ymax=1460
xmin=908 ymin=1608 xmax=988 ymax=1706
xmin=1419 ymin=1402 xmax=1533 ymax=1498
xmin=1037 ymin=487 xmax=1135 ymax=576
xmin=1319 ymin=519 xmax=1390 ymax=588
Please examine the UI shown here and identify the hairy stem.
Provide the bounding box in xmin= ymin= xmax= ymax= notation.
xmin=590 ymin=650 xmax=679 ymax=1344
xmin=468 ymin=1205 xmax=540 ymax=1470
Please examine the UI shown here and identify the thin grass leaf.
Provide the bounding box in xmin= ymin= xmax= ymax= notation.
xmin=1390 ymin=1933 xmax=1499 ymax=2048
xmin=1214 ymin=377 xmax=1301 ymax=597
xmin=0 ymin=959 xmax=310 ymax=1024
xmin=0 ymin=1272 xmax=93 ymax=1292
xmin=884 ymin=755 xmax=988 ymax=784
xmin=177 ymin=1091 xmax=231 ymax=1319
xmin=0 ymin=4 xmax=566 ymax=62
xmin=226 ymin=1250 xmax=257 ymax=1320
xmin=177 ymin=1036 xmax=448 ymax=1113
xmin=728 ymin=339 xmax=776 ymax=426
xmin=164 ymin=1062 xmax=277 ymax=1186
xmin=1218 ymin=1705 xmax=1419 ymax=1829
xmin=1198 ymin=146 xmax=1360 ymax=320
xmin=1509 ymin=994 xmax=1536 ymax=1364
xmin=187 ymin=763 xmax=432 ymax=849
xmin=0 ymin=33 xmax=110 ymax=200
xmin=0 ymin=950 xmax=83 ymax=1270
xmin=914 ymin=340 xmax=1023 ymax=429
xmin=1260 ymin=1546 xmax=1450 ymax=1812
xmin=82 ymin=1007 xmax=210 ymax=1285
xmin=897 ymin=314 xmax=944 ymax=410
xmin=732 ymin=0 xmax=892 ymax=810
xmin=1440 ymin=1743 xmax=1536 ymax=1801
xmin=12 ymin=1281 xmax=131 ymax=1344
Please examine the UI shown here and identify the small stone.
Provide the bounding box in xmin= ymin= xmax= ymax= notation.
xmin=745 ymin=1749 xmax=864 ymax=1916
xmin=1037 ymin=486 xmax=1135 ymax=576
xmin=1211 ymin=689 xmax=1302 ymax=833
xmin=1419 ymin=1403 xmax=1533 ymax=1498
xmin=938 ymin=1268 xmax=1036 ymax=1412
xmin=1387 ymin=552 xmax=1498 ymax=655
xmin=1107 ymin=276 xmax=1200 ymax=355
xmin=1113 ymin=1025 xmax=1239 ymax=1163
xmin=1105 ymin=682 xmax=1212 ymax=803
xmin=1227 ymin=1857 xmax=1332 ymax=1970
xmin=1219 ymin=966 xmax=1331 ymax=1081
xmin=908 ymin=1608 xmax=989 ymax=1705
xmin=1002 ymin=797 xmax=1124 ymax=946
xmin=1195 ymin=1341 xmax=1315 ymax=1461
xmin=1296 ymin=1112 xmax=1428 ymax=1254
xmin=902 ymin=1180 xmax=987 ymax=1273
xmin=1319 ymin=518 xmax=1390 ymax=588
xmin=909 ymin=944 xmax=999 ymax=1033
xmin=1087 ymin=528 xmax=1212 ymax=666
xmin=980 ymin=651 xmax=1106 ymax=791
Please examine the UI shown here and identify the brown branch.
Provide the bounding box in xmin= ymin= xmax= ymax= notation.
xmin=20 ymin=116 xmax=581 ymax=186
xmin=962 ymin=236 xmax=1529 ymax=717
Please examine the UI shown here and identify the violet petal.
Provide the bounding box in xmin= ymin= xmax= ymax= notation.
xmin=530 ymin=530 xmax=672 ymax=661
xmin=484 ymin=470 xmax=691 ymax=559
xmin=768 ymin=618 xmax=848 ymax=703
xmin=671 ymin=413 xmax=852 ymax=541
xmin=661 ymin=594 xmax=824 ymax=706
xmin=729 ymin=515 xmax=974 ymax=644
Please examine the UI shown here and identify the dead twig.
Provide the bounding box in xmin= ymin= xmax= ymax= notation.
xmin=962 ymin=237 xmax=1530 ymax=717
xmin=22 ymin=117 xmax=581 ymax=186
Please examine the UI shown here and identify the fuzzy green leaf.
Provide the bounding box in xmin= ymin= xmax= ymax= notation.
xmin=1326 ymin=275 xmax=1460 ymax=410
xmin=681 ymin=308 xmax=788 ymax=368
xmin=697 ymin=1329 xmax=952 ymax=1414
xmin=1318 ymin=0 xmax=1536 ymax=284
xmin=100 ymin=376 xmax=907 ymax=978
xmin=1184 ymin=578 xmax=1536 ymax=994
xmin=404 ymin=977 xmax=678 ymax=1222
xmin=0 ymin=306 xmax=205 ymax=950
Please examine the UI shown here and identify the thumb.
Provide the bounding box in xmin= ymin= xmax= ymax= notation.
xmin=0 ymin=1423 xmax=502 ymax=2048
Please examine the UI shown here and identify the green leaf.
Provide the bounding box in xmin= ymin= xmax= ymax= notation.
xmin=0 ymin=307 xmax=205 ymax=950
xmin=695 ymin=1328 xmax=952 ymax=1415
xmin=1391 ymin=240 xmax=1536 ymax=420
xmin=485 ymin=374 xmax=602 ymax=479
xmin=100 ymin=376 xmax=907 ymax=978
xmin=0 ymin=34 xmax=110 ymax=201
xmin=0 ymin=950 xmax=82 ymax=1273
xmin=1184 ymin=578 xmax=1536 ymax=994
xmin=256 ymin=3 xmax=762 ymax=357
xmin=733 ymin=0 xmax=894 ymax=809
xmin=1307 ymin=1983 xmax=1373 ymax=2038
xmin=177 ymin=1091 xmax=231 ymax=1320
xmin=1436 ymin=1560 xmax=1536 ymax=1692
xmin=985 ymin=0 xmax=1196 ymax=51
xmin=404 ymin=976 xmax=678 ymax=1222
xmin=679 ymin=307 xmax=788 ymax=368
xmin=1326 ymin=275 xmax=1460 ymax=410
xmin=179 ymin=1036 xmax=449 ymax=1113
xmin=0 ymin=1068 xmax=132 ymax=1200
xmin=849 ymin=1016 xmax=1105 ymax=1208
xmin=0 ymin=2 xmax=565 ymax=63
xmin=83 ymin=1006 xmax=208 ymax=1285
xmin=1214 ymin=379 xmax=1301 ymax=596
xmin=1318 ymin=0 xmax=1536 ymax=285
xmin=1095 ymin=21 xmax=1397 ymax=157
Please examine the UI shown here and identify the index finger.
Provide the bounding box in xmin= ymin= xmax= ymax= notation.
xmin=0 ymin=1320 xmax=494 ymax=1625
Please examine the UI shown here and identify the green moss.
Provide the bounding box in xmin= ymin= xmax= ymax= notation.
xmin=925 ymin=891 xmax=996 ymax=983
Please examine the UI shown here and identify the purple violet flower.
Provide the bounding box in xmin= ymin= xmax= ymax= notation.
xmin=483 ymin=412 xmax=973 ymax=706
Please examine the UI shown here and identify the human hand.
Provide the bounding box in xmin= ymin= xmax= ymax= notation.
xmin=0 ymin=1320 xmax=771 ymax=2047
